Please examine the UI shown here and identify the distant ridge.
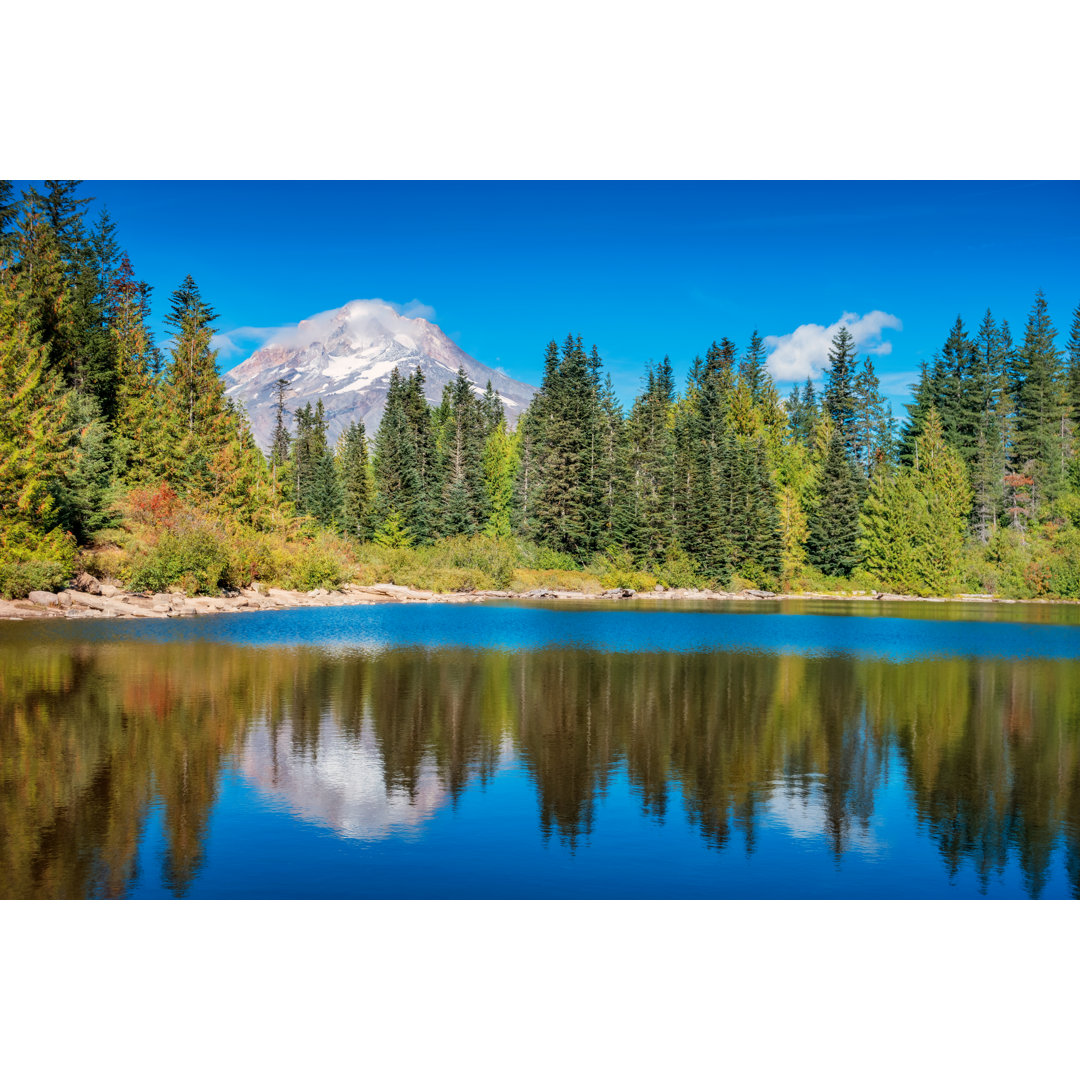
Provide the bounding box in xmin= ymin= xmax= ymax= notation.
xmin=224 ymin=300 xmax=537 ymax=450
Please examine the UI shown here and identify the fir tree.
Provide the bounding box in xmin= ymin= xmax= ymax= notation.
xmin=373 ymin=368 xmax=425 ymax=538
xmin=439 ymin=367 xmax=488 ymax=535
xmin=290 ymin=399 xmax=339 ymax=526
xmin=1065 ymin=302 xmax=1080 ymax=429
xmin=786 ymin=378 xmax=820 ymax=446
xmin=740 ymin=329 xmax=768 ymax=404
xmin=807 ymin=427 xmax=862 ymax=577
xmin=482 ymin=419 xmax=519 ymax=539
xmin=853 ymin=356 xmax=891 ymax=480
xmin=481 ymin=379 xmax=505 ymax=433
xmin=911 ymin=407 xmax=971 ymax=593
xmin=823 ymin=326 xmax=859 ymax=453
xmin=532 ymin=335 xmax=603 ymax=556
xmin=1013 ymin=290 xmax=1064 ymax=509
xmin=337 ymin=420 xmax=372 ymax=542
xmin=270 ymin=377 xmax=292 ymax=478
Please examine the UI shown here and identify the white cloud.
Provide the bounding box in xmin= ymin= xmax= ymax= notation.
xmin=398 ymin=299 xmax=436 ymax=321
xmin=765 ymin=310 xmax=902 ymax=382
xmin=217 ymin=299 xmax=439 ymax=363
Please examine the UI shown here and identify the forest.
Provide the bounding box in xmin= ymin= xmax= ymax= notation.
xmin=3 ymin=180 xmax=1080 ymax=600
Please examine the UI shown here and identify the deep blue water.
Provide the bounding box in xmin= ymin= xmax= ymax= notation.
xmin=3 ymin=599 xmax=1078 ymax=899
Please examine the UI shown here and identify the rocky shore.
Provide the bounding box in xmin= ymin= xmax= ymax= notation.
xmin=0 ymin=576 xmax=483 ymax=620
xmin=0 ymin=572 xmax=1060 ymax=620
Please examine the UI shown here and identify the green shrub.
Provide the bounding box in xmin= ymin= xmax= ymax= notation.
xmin=278 ymin=544 xmax=347 ymax=591
xmin=588 ymin=548 xmax=658 ymax=592
xmin=519 ymin=543 xmax=580 ymax=572
xmin=509 ymin=568 xmax=604 ymax=593
xmin=0 ymin=521 xmax=78 ymax=598
xmin=126 ymin=527 xmax=232 ymax=594
xmin=0 ymin=560 xmax=71 ymax=599
xmin=651 ymin=553 xmax=709 ymax=590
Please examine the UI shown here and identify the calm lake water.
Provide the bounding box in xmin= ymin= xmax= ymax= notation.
xmin=3 ymin=598 xmax=1079 ymax=899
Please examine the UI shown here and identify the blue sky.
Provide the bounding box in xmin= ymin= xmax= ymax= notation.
xmin=55 ymin=181 xmax=1080 ymax=412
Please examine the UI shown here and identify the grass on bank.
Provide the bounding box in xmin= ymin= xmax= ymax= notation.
xmin=5 ymin=483 xmax=1080 ymax=602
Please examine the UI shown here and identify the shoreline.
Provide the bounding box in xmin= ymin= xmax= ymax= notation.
xmin=2 ymin=579 xmax=1078 ymax=620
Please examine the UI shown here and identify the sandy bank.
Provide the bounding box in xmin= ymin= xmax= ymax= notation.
xmin=2 ymin=579 xmax=1074 ymax=620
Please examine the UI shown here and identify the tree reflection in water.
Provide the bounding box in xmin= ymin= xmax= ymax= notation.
xmin=2 ymin=639 xmax=1078 ymax=898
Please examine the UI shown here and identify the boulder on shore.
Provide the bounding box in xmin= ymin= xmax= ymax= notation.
xmin=74 ymin=572 xmax=102 ymax=595
xmin=29 ymin=590 xmax=58 ymax=607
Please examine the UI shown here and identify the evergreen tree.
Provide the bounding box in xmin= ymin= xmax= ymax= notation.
xmin=481 ymin=379 xmax=505 ymax=433
xmin=1065 ymin=302 xmax=1080 ymax=431
xmin=859 ymin=466 xmax=924 ymax=594
xmin=807 ymin=427 xmax=862 ymax=576
xmin=911 ymin=408 xmax=971 ymax=594
xmin=626 ymin=359 xmax=677 ymax=562
xmin=935 ymin=316 xmax=981 ymax=459
xmin=1013 ymin=290 xmax=1065 ymax=509
xmin=373 ymin=367 xmax=425 ymax=539
xmin=970 ymin=310 xmax=1012 ymax=540
xmin=269 ymin=377 xmax=292 ymax=477
xmin=337 ymin=420 xmax=372 ymax=542
xmin=739 ymin=329 xmax=767 ymax=404
xmin=482 ymin=419 xmax=519 ymax=539
xmin=290 ymin=399 xmax=339 ymax=526
xmin=439 ymin=367 xmax=488 ymax=535
xmin=402 ymin=368 xmax=438 ymax=541
xmin=823 ymin=326 xmax=859 ymax=453
xmin=786 ymin=378 xmax=820 ymax=446
xmin=0 ymin=214 xmax=73 ymax=571
xmin=853 ymin=356 xmax=891 ymax=480
xmin=52 ymin=392 xmax=116 ymax=542
xmin=532 ymin=335 xmax=603 ymax=556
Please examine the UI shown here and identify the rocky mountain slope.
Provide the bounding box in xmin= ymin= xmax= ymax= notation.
xmin=224 ymin=300 xmax=537 ymax=450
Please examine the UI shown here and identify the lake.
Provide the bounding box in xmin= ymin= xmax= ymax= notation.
xmin=2 ymin=598 xmax=1079 ymax=899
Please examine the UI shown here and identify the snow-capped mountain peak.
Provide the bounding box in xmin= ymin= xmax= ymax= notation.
xmin=224 ymin=300 xmax=537 ymax=450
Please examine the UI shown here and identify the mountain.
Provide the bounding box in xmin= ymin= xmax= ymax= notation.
xmin=224 ymin=300 xmax=538 ymax=450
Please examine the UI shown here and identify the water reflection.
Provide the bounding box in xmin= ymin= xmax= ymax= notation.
xmin=2 ymin=637 xmax=1078 ymax=898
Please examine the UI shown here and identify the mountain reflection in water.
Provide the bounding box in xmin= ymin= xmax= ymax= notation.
xmin=2 ymin=629 xmax=1078 ymax=898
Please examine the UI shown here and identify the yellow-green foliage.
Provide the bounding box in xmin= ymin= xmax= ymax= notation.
xmin=0 ymin=522 xmax=79 ymax=598
xmin=509 ymin=568 xmax=604 ymax=593
xmin=588 ymin=548 xmax=658 ymax=591
xmin=354 ymin=535 xmax=518 ymax=592
xmin=95 ymin=484 xmax=356 ymax=595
